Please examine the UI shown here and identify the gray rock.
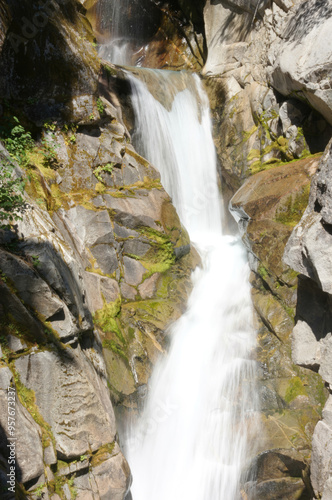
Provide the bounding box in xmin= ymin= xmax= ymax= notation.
xmin=123 ymin=239 xmax=150 ymax=257
xmin=113 ymin=223 xmax=139 ymax=239
xmin=6 ymin=335 xmax=27 ymax=353
xmin=0 ymin=250 xmax=79 ymax=342
xmin=18 ymin=239 xmax=93 ymax=332
xmin=269 ymin=0 xmax=332 ymax=125
xmin=123 ymin=257 xmax=146 ymax=287
xmin=84 ymin=272 xmax=120 ymax=313
xmin=322 ymin=477 xmax=332 ymax=500
xmin=0 ymin=250 xmax=63 ymax=320
xmin=279 ymin=99 xmax=306 ymax=133
xmin=66 ymin=206 xmax=115 ymax=247
xmin=15 ymin=349 xmax=116 ymax=460
xmin=44 ymin=444 xmax=57 ymax=466
xmin=138 ymin=274 xmax=160 ymax=300
xmin=291 ymin=320 xmax=320 ymax=368
xmin=311 ymin=420 xmax=332 ymax=498
xmin=284 ymin=142 xmax=332 ymax=294
xmin=120 ymin=283 xmax=137 ymax=301
xmin=319 ymin=337 xmax=332 ymax=385
xmin=92 ymin=443 xmax=131 ymax=500
xmin=0 ymin=367 xmax=44 ymax=484
xmin=91 ymin=244 xmax=119 ymax=275
xmin=0 ymin=366 xmax=13 ymax=390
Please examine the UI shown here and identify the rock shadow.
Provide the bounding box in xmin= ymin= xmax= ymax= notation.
xmin=283 ymin=0 xmax=332 ymax=42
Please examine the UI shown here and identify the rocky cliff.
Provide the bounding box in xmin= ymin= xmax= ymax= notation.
xmin=0 ymin=1 xmax=197 ymax=498
xmin=202 ymin=0 xmax=332 ymax=498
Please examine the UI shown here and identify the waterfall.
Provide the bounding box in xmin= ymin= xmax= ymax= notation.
xmin=123 ymin=69 xmax=258 ymax=500
xmin=98 ymin=0 xmax=132 ymax=65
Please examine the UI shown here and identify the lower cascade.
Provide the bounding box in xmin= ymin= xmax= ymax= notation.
xmin=123 ymin=70 xmax=259 ymax=499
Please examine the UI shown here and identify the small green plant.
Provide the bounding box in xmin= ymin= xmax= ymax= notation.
xmin=43 ymin=120 xmax=57 ymax=132
xmin=80 ymin=454 xmax=88 ymax=461
xmin=62 ymin=123 xmax=78 ymax=144
xmin=31 ymin=255 xmax=40 ymax=268
xmin=1 ymin=117 xmax=34 ymax=167
xmin=93 ymin=163 xmax=114 ymax=183
xmin=89 ymin=113 xmax=94 ymax=121
xmin=34 ymin=482 xmax=46 ymax=498
xmin=41 ymin=136 xmax=59 ymax=169
xmin=0 ymin=159 xmax=25 ymax=228
xmin=97 ymin=97 xmax=105 ymax=115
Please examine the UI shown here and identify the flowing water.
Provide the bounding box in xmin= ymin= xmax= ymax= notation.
xmin=98 ymin=0 xmax=132 ymax=65
xmin=97 ymin=3 xmax=258 ymax=496
xmin=122 ymin=70 xmax=258 ymax=499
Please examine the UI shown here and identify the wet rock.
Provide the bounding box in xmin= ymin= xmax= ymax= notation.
xmin=253 ymin=477 xmax=309 ymax=499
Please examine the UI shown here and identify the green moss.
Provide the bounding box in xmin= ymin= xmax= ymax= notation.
xmin=135 ymin=227 xmax=176 ymax=277
xmin=93 ymin=296 xmax=125 ymax=342
xmin=93 ymin=163 xmax=115 ymax=183
xmin=242 ymin=125 xmax=258 ymax=143
xmin=102 ymin=339 xmax=128 ymax=364
xmin=258 ymin=264 xmax=270 ymax=281
xmin=128 ymin=326 xmax=135 ymax=339
xmin=275 ymin=185 xmax=310 ymax=226
xmin=285 ymin=376 xmax=307 ymax=404
xmin=104 ymin=64 xmax=118 ymax=77
xmin=49 ymin=474 xmax=77 ymax=500
xmin=91 ymin=442 xmax=115 ymax=468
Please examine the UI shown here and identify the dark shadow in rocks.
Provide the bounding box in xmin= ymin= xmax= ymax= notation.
xmin=0 ymin=423 xmax=25 ymax=499
xmin=0 ymin=0 xmax=97 ymax=124
xmin=283 ymin=0 xmax=332 ymax=42
xmin=0 ymin=227 xmax=109 ymax=383
xmin=295 ymin=275 xmax=332 ymax=343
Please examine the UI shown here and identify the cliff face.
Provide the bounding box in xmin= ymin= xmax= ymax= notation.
xmin=0 ymin=1 xmax=197 ymax=498
xmin=201 ymin=0 xmax=332 ymax=497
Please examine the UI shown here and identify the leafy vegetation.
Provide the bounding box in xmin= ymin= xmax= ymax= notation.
xmin=1 ymin=117 xmax=34 ymax=167
xmin=0 ymin=159 xmax=25 ymax=228
xmin=93 ymin=163 xmax=115 ymax=183
xmin=97 ymin=97 xmax=105 ymax=115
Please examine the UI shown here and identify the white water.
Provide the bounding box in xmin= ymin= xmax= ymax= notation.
xmin=124 ymin=70 xmax=258 ymax=500
xmin=98 ymin=0 xmax=132 ymax=65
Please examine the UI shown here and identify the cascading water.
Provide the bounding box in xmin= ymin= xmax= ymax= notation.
xmin=122 ymin=69 xmax=259 ymax=499
xmin=97 ymin=2 xmax=258 ymax=495
xmin=98 ymin=0 xmax=132 ymax=65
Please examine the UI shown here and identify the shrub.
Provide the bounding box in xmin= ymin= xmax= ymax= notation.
xmin=0 ymin=159 xmax=25 ymax=228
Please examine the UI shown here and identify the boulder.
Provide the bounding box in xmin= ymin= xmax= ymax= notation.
xmin=311 ymin=420 xmax=332 ymax=498
xmin=268 ymin=0 xmax=332 ymax=125
xmin=15 ymin=349 xmax=116 ymax=460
